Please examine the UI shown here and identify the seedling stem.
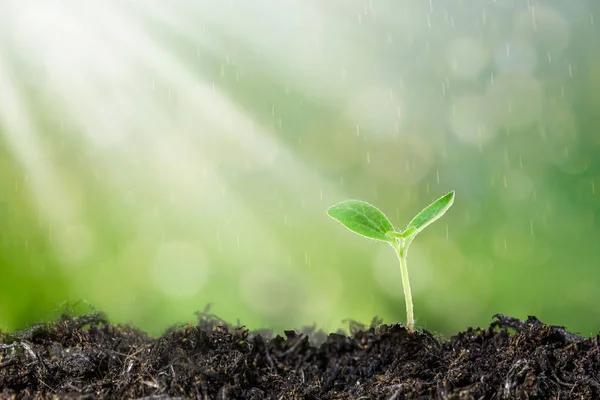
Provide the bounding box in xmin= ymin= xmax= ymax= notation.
xmin=393 ymin=241 xmax=414 ymax=331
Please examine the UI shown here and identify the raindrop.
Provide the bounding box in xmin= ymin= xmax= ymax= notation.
xmin=366 ymin=152 xmax=371 ymax=163
xmin=568 ymin=62 xmax=573 ymax=77
xmin=530 ymin=220 xmax=535 ymax=237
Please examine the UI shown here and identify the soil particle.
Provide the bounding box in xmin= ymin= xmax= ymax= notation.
xmin=1 ymin=311 xmax=599 ymax=399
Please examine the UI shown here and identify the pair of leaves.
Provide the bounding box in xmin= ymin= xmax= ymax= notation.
xmin=327 ymin=191 xmax=455 ymax=243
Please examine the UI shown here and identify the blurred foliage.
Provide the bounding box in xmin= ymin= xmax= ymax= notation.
xmin=1 ymin=0 xmax=600 ymax=337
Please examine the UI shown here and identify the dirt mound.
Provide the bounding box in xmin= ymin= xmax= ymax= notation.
xmin=1 ymin=312 xmax=598 ymax=399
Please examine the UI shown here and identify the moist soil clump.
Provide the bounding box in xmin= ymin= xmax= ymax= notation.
xmin=1 ymin=312 xmax=599 ymax=399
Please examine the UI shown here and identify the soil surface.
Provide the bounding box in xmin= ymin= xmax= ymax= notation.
xmin=1 ymin=310 xmax=599 ymax=399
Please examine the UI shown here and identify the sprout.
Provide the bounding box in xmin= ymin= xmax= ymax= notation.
xmin=327 ymin=191 xmax=455 ymax=333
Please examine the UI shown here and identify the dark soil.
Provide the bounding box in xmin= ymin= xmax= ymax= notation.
xmin=1 ymin=310 xmax=599 ymax=399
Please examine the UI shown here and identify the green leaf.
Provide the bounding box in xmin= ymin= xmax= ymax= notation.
xmin=406 ymin=191 xmax=455 ymax=236
xmin=327 ymin=200 xmax=395 ymax=242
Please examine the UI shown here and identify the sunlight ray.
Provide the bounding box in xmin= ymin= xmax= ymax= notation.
xmin=0 ymin=0 xmax=348 ymax=269
xmin=0 ymin=49 xmax=79 ymax=231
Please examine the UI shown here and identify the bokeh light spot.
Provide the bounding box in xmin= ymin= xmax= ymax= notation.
xmin=514 ymin=6 xmax=570 ymax=56
xmin=447 ymin=37 xmax=490 ymax=80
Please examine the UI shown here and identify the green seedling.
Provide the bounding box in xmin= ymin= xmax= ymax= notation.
xmin=327 ymin=191 xmax=455 ymax=333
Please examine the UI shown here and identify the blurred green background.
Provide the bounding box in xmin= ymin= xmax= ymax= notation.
xmin=1 ymin=0 xmax=600 ymax=337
